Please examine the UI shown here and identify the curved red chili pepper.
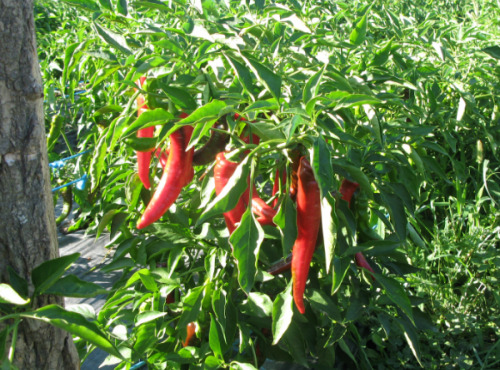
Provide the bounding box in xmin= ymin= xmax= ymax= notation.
xmin=137 ymin=120 xmax=194 ymax=229
xmin=291 ymin=157 xmax=321 ymax=314
xmin=214 ymin=153 xmax=248 ymax=234
xmin=136 ymin=77 xmax=154 ymax=189
xmin=339 ymin=179 xmax=359 ymax=206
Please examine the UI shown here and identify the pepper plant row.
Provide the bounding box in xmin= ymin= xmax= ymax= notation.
xmin=33 ymin=0 xmax=500 ymax=368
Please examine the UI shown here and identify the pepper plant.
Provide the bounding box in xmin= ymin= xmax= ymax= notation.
xmin=2 ymin=0 xmax=499 ymax=369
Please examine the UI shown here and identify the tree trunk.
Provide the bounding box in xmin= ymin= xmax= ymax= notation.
xmin=0 ymin=0 xmax=80 ymax=369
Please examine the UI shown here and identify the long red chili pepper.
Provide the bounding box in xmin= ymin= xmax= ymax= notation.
xmin=214 ymin=152 xmax=248 ymax=234
xmin=291 ymin=157 xmax=321 ymax=314
xmin=339 ymin=179 xmax=375 ymax=280
xmin=136 ymin=77 xmax=155 ymax=189
xmin=137 ymin=121 xmax=194 ymax=229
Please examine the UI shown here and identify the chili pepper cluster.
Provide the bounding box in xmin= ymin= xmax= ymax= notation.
xmin=133 ymin=78 xmax=376 ymax=315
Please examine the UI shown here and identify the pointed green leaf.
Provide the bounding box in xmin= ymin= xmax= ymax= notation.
xmin=241 ymin=54 xmax=281 ymax=101
xmin=274 ymin=195 xmax=297 ymax=257
xmin=136 ymin=311 xmax=167 ymax=326
xmin=0 ymin=284 xmax=30 ymax=305
xmin=122 ymin=108 xmax=174 ymax=137
xmin=116 ymin=0 xmax=128 ymax=15
xmin=303 ymin=65 xmax=326 ymax=104
xmin=93 ymin=21 xmax=131 ymax=55
xmin=61 ymin=0 xmax=100 ymax=11
xmin=177 ymin=100 xmax=226 ymax=125
xmin=225 ymin=55 xmax=255 ymax=100
xmin=397 ymin=316 xmax=423 ymax=366
xmin=272 ymin=282 xmax=293 ymax=344
xmin=321 ymin=193 xmax=337 ymax=273
xmin=230 ymin=209 xmax=264 ymax=294
xmin=32 ymin=253 xmax=80 ymax=295
xmin=90 ymin=134 xmax=108 ymax=192
xmin=375 ymin=274 xmax=414 ymax=324
xmin=312 ymin=137 xmax=335 ymax=194
xmin=45 ymin=275 xmax=107 ymax=298
xmin=350 ymin=11 xmax=369 ymax=46
xmin=23 ymin=305 xmax=122 ymax=359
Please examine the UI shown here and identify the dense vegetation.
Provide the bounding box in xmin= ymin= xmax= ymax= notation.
xmin=1 ymin=0 xmax=499 ymax=369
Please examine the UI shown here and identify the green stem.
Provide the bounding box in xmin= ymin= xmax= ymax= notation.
xmin=8 ymin=319 xmax=19 ymax=362
xmin=60 ymin=129 xmax=75 ymax=156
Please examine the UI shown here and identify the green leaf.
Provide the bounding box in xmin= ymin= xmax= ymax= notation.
xmin=45 ymin=275 xmax=107 ymax=298
xmin=136 ymin=311 xmax=167 ymax=326
xmin=272 ymin=282 xmax=293 ymax=344
xmin=375 ymin=274 xmax=414 ymax=324
xmin=241 ymin=53 xmax=281 ymax=102
xmin=32 ymin=253 xmax=80 ymax=295
xmin=209 ymin=313 xmax=223 ymax=357
xmin=0 ymin=284 xmax=30 ymax=305
xmin=93 ymin=21 xmax=131 ymax=55
xmin=177 ymin=100 xmax=226 ymax=126
xmin=333 ymin=94 xmax=380 ymax=110
xmin=230 ymin=362 xmax=258 ymax=370
xmin=274 ymin=195 xmax=297 ymax=257
xmin=303 ymin=65 xmax=326 ymax=104
xmin=321 ymin=193 xmax=337 ymax=273
xmin=225 ymin=55 xmax=255 ymax=100
xmin=307 ymin=288 xmax=341 ymax=321
xmin=247 ymin=292 xmax=273 ymax=317
xmin=243 ymin=100 xmax=278 ymax=113
xmin=481 ymin=45 xmax=500 ymax=59
xmin=96 ymin=208 xmax=122 ymax=238
xmin=22 ymin=305 xmax=122 ymax=359
xmin=177 ymin=286 xmax=204 ymax=336
xmin=196 ymin=157 xmax=250 ymax=226
xmin=332 ymin=256 xmax=350 ymax=294
xmin=98 ymin=0 xmax=112 ymax=10
xmin=230 ymin=209 xmax=264 ymax=294
xmin=312 ymin=138 xmax=335 ymax=194
xmin=61 ymin=0 xmax=100 ymax=11
xmin=350 ymin=11 xmax=369 ymax=46
xmin=7 ymin=266 xmax=28 ymax=299
xmin=380 ymin=190 xmax=407 ymax=240
xmin=122 ymin=108 xmax=174 ymax=137
xmin=371 ymin=39 xmax=392 ymax=66
xmin=90 ymin=134 xmax=108 ymax=192
xmin=162 ymin=85 xmax=197 ymax=111
xmin=397 ymin=316 xmax=423 ymax=366
xmin=116 ymin=0 xmax=128 ymax=15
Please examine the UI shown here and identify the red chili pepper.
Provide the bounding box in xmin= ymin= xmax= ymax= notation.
xmin=214 ymin=152 xmax=248 ymax=234
xmin=339 ymin=179 xmax=375 ymax=280
xmin=339 ymin=179 xmax=359 ymax=206
xmin=137 ymin=121 xmax=194 ymax=229
xmin=182 ymin=322 xmax=196 ymax=347
xmin=136 ymin=77 xmax=154 ymax=189
xmin=355 ymin=252 xmax=375 ymax=280
xmin=291 ymin=157 xmax=321 ymax=314
xmin=249 ymin=193 xmax=277 ymax=225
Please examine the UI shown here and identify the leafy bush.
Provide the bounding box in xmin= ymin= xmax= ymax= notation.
xmin=2 ymin=0 xmax=499 ymax=369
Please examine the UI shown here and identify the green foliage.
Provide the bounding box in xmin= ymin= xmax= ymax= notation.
xmin=18 ymin=0 xmax=500 ymax=368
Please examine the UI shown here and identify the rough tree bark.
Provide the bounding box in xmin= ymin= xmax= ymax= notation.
xmin=0 ymin=0 xmax=80 ymax=369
